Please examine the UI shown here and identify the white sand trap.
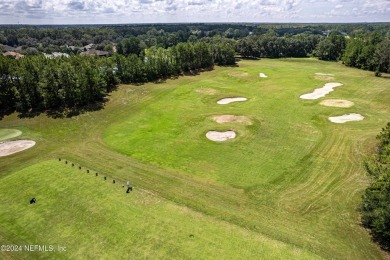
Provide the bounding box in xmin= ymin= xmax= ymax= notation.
xmin=259 ymin=73 xmax=268 ymax=78
xmin=0 ymin=140 xmax=36 ymax=157
xmin=212 ymin=115 xmax=252 ymax=125
xmin=320 ymin=99 xmax=354 ymax=108
xmin=315 ymin=73 xmax=335 ymax=77
xmin=300 ymin=82 xmax=343 ymax=100
xmin=217 ymin=97 xmax=248 ymax=105
xmin=328 ymin=113 xmax=364 ymax=123
xmin=206 ymin=131 xmax=236 ymax=142
xmin=0 ymin=129 xmax=22 ymax=141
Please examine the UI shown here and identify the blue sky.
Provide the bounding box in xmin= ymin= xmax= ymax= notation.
xmin=0 ymin=0 xmax=389 ymax=24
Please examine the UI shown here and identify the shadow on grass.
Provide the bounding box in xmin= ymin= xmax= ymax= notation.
xmin=237 ymin=57 xmax=260 ymax=61
xmin=14 ymin=99 xmax=108 ymax=120
xmin=151 ymin=67 xmax=214 ymax=84
xmin=46 ymin=100 xmax=107 ymax=119
xmin=0 ymin=108 xmax=16 ymax=120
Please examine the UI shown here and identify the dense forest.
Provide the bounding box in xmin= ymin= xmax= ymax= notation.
xmin=1 ymin=23 xmax=389 ymax=70
xmin=361 ymin=123 xmax=390 ymax=251
xmin=0 ymin=23 xmax=389 ymax=116
xmin=0 ymin=41 xmax=234 ymax=116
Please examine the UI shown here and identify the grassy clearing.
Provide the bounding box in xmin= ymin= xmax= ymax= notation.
xmin=0 ymin=58 xmax=389 ymax=259
xmin=0 ymin=160 xmax=317 ymax=259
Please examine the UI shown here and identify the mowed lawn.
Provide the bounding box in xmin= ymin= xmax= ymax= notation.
xmin=0 ymin=58 xmax=389 ymax=259
xmin=0 ymin=160 xmax=316 ymax=259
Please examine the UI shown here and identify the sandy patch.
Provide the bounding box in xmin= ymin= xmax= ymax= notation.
xmin=0 ymin=140 xmax=36 ymax=157
xmin=217 ymin=97 xmax=248 ymax=105
xmin=228 ymin=71 xmax=249 ymax=77
xmin=259 ymin=73 xmax=268 ymax=78
xmin=328 ymin=113 xmax=364 ymax=123
xmin=320 ymin=99 xmax=354 ymax=108
xmin=300 ymin=82 xmax=343 ymax=100
xmin=315 ymin=73 xmax=335 ymax=77
xmin=315 ymin=73 xmax=335 ymax=81
xmin=0 ymin=129 xmax=22 ymax=141
xmin=196 ymin=88 xmax=218 ymax=95
xmin=206 ymin=131 xmax=236 ymax=142
xmin=212 ymin=115 xmax=252 ymax=125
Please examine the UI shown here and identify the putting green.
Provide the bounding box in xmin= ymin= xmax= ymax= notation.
xmin=0 ymin=128 xmax=22 ymax=141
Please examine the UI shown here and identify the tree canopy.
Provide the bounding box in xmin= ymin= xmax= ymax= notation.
xmin=361 ymin=123 xmax=390 ymax=251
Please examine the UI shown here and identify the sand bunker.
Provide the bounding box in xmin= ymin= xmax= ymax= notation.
xmin=196 ymin=88 xmax=218 ymax=95
xmin=0 ymin=129 xmax=22 ymax=141
xmin=259 ymin=73 xmax=268 ymax=78
xmin=229 ymin=71 xmax=249 ymax=77
xmin=328 ymin=113 xmax=364 ymax=123
xmin=320 ymin=99 xmax=354 ymax=108
xmin=217 ymin=97 xmax=248 ymax=105
xmin=0 ymin=140 xmax=36 ymax=157
xmin=300 ymin=82 xmax=343 ymax=100
xmin=315 ymin=73 xmax=335 ymax=77
xmin=206 ymin=131 xmax=236 ymax=142
xmin=212 ymin=115 xmax=252 ymax=125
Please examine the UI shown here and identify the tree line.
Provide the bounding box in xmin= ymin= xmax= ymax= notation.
xmin=235 ymin=33 xmax=321 ymax=58
xmin=0 ymin=41 xmax=234 ymax=115
xmin=1 ymin=23 xmax=389 ymax=58
xmin=342 ymin=32 xmax=390 ymax=75
xmin=361 ymin=122 xmax=390 ymax=251
xmin=234 ymin=31 xmax=389 ymax=74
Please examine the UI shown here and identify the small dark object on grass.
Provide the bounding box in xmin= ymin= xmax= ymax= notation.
xmin=126 ymin=187 xmax=133 ymax=193
xmin=87 ymin=169 xmax=89 ymax=173
xmin=79 ymin=166 xmax=81 ymax=170
xmin=59 ymin=158 xmax=61 ymax=161
xmin=189 ymin=234 xmax=194 ymax=238
xmin=72 ymin=163 xmax=74 ymax=167
xmin=30 ymin=198 xmax=36 ymax=204
xmin=113 ymin=179 xmax=115 ymax=184
xmin=95 ymin=172 xmax=98 ymax=176
xmin=65 ymin=160 xmax=68 ymax=164
xmin=122 ymin=185 xmax=124 ymax=188
xmin=104 ymin=176 xmax=107 ymax=180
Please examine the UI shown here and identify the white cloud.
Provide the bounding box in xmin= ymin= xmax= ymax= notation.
xmin=0 ymin=0 xmax=388 ymax=23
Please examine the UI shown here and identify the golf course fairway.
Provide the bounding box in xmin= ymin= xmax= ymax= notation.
xmin=1 ymin=58 xmax=389 ymax=259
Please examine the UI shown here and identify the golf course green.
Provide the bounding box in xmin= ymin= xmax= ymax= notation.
xmin=1 ymin=58 xmax=389 ymax=259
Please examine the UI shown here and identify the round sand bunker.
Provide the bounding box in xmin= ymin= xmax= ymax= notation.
xmin=328 ymin=113 xmax=364 ymax=124
xmin=212 ymin=115 xmax=252 ymax=125
xmin=0 ymin=129 xmax=22 ymax=141
xmin=0 ymin=140 xmax=36 ymax=157
xmin=217 ymin=97 xmax=247 ymax=105
xmin=206 ymin=131 xmax=236 ymax=142
xmin=320 ymin=99 xmax=354 ymax=108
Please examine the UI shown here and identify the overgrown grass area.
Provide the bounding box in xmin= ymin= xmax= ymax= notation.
xmin=0 ymin=58 xmax=389 ymax=259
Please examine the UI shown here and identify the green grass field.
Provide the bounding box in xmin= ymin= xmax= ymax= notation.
xmin=1 ymin=58 xmax=389 ymax=259
xmin=0 ymin=129 xmax=22 ymax=141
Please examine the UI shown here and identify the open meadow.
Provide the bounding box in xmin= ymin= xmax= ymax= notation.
xmin=1 ymin=58 xmax=389 ymax=259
